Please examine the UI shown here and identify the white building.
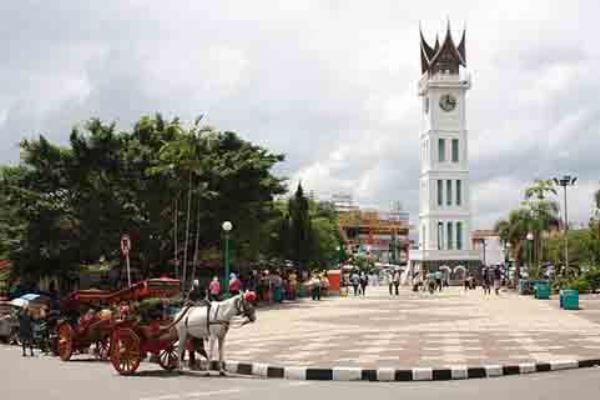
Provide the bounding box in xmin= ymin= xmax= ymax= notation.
xmin=408 ymin=23 xmax=480 ymax=277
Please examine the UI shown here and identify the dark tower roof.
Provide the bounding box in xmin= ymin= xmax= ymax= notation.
xmin=420 ymin=21 xmax=466 ymax=75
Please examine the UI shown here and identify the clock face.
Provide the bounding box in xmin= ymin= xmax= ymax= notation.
xmin=439 ymin=94 xmax=457 ymax=112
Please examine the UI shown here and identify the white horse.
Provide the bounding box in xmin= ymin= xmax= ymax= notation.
xmin=173 ymin=292 xmax=256 ymax=373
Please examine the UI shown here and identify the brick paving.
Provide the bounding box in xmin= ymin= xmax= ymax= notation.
xmin=223 ymin=286 xmax=600 ymax=368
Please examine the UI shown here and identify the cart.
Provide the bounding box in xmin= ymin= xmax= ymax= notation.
xmin=107 ymin=277 xmax=183 ymax=375
xmin=55 ymin=289 xmax=115 ymax=361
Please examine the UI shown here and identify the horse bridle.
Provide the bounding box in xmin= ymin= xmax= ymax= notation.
xmin=235 ymin=297 xmax=254 ymax=320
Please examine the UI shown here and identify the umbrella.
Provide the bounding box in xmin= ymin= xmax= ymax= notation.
xmin=10 ymin=298 xmax=28 ymax=308
xmin=20 ymin=293 xmax=41 ymax=301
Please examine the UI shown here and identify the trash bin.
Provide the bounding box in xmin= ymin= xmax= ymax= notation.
xmin=534 ymin=281 xmax=551 ymax=299
xmin=518 ymin=280 xmax=531 ymax=295
xmin=560 ymin=289 xmax=579 ymax=310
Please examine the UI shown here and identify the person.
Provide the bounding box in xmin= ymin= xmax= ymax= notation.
xmin=320 ymin=272 xmax=329 ymax=297
xmin=359 ymin=272 xmax=369 ymax=296
xmin=434 ymin=269 xmax=443 ymax=292
xmin=272 ymin=272 xmax=284 ymax=303
xmin=288 ymin=270 xmax=297 ymax=300
xmin=350 ymin=271 xmax=360 ymax=296
xmin=493 ymin=266 xmax=502 ymax=295
xmin=229 ymin=273 xmax=242 ymax=296
xmin=426 ymin=272 xmax=436 ymax=294
xmin=208 ymin=276 xmax=221 ymax=301
xmin=464 ymin=272 xmax=472 ymax=291
xmin=310 ymin=273 xmax=322 ymax=301
xmin=482 ymin=267 xmax=492 ymax=295
xmin=18 ymin=306 xmax=34 ymax=357
xmin=391 ymin=269 xmax=401 ymax=296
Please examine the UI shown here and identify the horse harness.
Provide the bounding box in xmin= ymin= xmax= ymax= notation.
xmin=183 ymin=298 xmax=245 ymax=332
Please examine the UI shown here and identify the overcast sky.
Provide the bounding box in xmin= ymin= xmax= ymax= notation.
xmin=1 ymin=0 xmax=599 ymax=229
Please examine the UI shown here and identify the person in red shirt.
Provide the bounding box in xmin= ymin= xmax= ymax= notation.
xmin=208 ymin=276 xmax=221 ymax=301
xmin=229 ymin=273 xmax=242 ymax=296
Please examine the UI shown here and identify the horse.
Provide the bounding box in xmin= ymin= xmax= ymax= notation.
xmin=171 ymin=291 xmax=256 ymax=374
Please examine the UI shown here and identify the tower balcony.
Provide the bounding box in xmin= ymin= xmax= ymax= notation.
xmin=418 ymin=70 xmax=471 ymax=95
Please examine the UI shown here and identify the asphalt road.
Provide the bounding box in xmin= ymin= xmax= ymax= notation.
xmin=3 ymin=345 xmax=600 ymax=400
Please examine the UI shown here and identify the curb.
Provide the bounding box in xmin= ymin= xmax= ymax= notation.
xmin=217 ymin=359 xmax=600 ymax=381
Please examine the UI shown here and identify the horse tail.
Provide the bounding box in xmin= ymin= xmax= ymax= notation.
xmin=159 ymin=303 xmax=193 ymax=333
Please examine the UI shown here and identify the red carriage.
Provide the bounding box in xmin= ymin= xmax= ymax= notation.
xmin=56 ymin=277 xmax=183 ymax=368
xmin=107 ymin=277 xmax=184 ymax=375
xmin=55 ymin=289 xmax=116 ymax=361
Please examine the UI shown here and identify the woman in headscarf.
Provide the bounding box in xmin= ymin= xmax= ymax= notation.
xmin=229 ymin=273 xmax=242 ymax=296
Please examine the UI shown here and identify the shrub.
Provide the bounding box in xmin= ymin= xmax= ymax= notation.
xmin=565 ymin=278 xmax=591 ymax=293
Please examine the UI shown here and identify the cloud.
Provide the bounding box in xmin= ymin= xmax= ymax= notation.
xmin=1 ymin=0 xmax=599 ymax=233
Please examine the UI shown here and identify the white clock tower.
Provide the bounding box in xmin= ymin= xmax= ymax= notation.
xmin=409 ymin=23 xmax=480 ymax=278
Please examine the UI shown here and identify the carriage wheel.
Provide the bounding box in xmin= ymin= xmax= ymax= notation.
xmin=157 ymin=344 xmax=178 ymax=371
xmin=57 ymin=323 xmax=74 ymax=361
xmin=95 ymin=336 xmax=111 ymax=361
xmin=110 ymin=328 xmax=141 ymax=375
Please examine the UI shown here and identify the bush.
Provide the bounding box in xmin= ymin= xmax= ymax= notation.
xmin=582 ymin=268 xmax=600 ymax=291
xmin=565 ymin=278 xmax=591 ymax=293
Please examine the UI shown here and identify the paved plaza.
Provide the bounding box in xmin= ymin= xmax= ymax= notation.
xmin=223 ymin=286 xmax=600 ymax=368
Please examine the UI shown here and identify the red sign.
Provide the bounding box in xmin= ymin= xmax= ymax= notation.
xmin=120 ymin=234 xmax=131 ymax=255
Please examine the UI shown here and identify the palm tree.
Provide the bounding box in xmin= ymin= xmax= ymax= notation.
xmin=495 ymin=208 xmax=532 ymax=286
xmin=524 ymin=179 xmax=560 ymax=275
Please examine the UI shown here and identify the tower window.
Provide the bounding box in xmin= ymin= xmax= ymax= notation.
xmin=446 ymin=180 xmax=452 ymax=206
xmin=437 ymin=221 xmax=444 ymax=250
xmin=438 ymin=139 xmax=446 ymax=162
xmin=437 ymin=180 xmax=443 ymax=206
xmin=456 ymin=222 xmax=463 ymax=250
xmin=447 ymin=222 xmax=453 ymax=250
xmin=456 ymin=180 xmax=462 ymax=206
xmin=452 ymin=139 xmax=459 ymax=162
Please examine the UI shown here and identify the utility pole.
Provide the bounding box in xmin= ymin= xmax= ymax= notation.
xmin=554 ymin=175 xmax=577 ymax=275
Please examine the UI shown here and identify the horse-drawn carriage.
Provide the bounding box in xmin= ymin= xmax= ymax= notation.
xmin=56 ymin=277 xmax=182 ymax=366
xmin=56 ymin=289 xmax=115 ymax=361
xmin=107 ymin=277 xmax=183 ymax=375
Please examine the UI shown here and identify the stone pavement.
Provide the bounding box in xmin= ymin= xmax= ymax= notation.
xmin=223 ymin=286 xmax=600 ymax=368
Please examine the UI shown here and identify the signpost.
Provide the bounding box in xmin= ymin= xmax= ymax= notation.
xmin=121 ymin=234 xmax=132 ymax=287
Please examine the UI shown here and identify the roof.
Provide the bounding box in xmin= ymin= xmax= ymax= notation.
xmin=420 ymin=21 xmax=466 ymax=75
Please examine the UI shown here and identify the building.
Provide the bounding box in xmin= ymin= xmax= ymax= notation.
xmin=471 ymin=230 xmax=506 ymax=266
xmin=408 ymin=22 xmax=480 ymax=277
xmin=334 ymin=195 xmax=411 ymax=264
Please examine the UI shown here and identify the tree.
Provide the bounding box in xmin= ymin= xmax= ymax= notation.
xmin=288 ymin=183 xmax=312 ymax=268
xmin=495 ymin=208 xmax=532 ymax=285
xmin=3 ymin=115 xmax=286 ymax=290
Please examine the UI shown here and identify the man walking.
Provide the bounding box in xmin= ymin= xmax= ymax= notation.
xmin=359 ymin=272 xmax=369 ymax=297
xmin=392 ymin=269 xmax=400 ymax=296
xmin=434 ymin=269 xmax=443 ymax=292
xmin=351 ymin=271 xmax=360 ymax=296
xmin=19 ymin=307 xmax=34 ymax=357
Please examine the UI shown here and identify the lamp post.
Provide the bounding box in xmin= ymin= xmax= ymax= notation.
xmin=526 ymin=232 xmax=534 ymax=273
xmin=222 ymin=221 xmax=233 ymax=297
xmin=553 ymin=175 xmax=577 ymax=275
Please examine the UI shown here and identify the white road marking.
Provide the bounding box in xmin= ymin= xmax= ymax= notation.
xmin=140 ymin=389 xmax=242 ymax=400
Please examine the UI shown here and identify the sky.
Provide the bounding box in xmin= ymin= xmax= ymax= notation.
xmin=1 ymin=0 xmax=599 ymax=230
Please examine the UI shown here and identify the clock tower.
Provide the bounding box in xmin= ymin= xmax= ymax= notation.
xmin=409 ymin=22 xmax=480 ymax=279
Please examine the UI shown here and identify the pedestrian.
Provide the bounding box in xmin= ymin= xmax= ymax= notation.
xmin=359 ymin=272 xmax=369 ymax=296
xmin=482 ymin=267 xmax=491 ymax=295
xmin=288 ymin=270 xmax=298 ymax=300
xmin=18 ymin=306 xmax=34 ymax=357
xmin=229 ymin=273 xmax=242 ymax=296
xmin=426 ymin=272 xmax=436 ymax=294
xmin=434 ymin=269 xmax=443 ymax=292
xmin=310 ymin=273 xmax=321 ymax=301
xmin=392 ymin=269 xmax=401 ymax=295
xmin=387 ymin=269 xmax=394 ymax=296
xmin=351 ymin=271 xmax=360 ymax=296
xmin=272 ymin=271 xmax=284 ymax=303
xmin=493 ymin=266 xmax=502 ymax=295
xmin=208 ymin=276 xmax=221 ymax=301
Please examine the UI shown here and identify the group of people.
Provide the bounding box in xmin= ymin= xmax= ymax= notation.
xmin=203 ymin=269 xmax=305 ymax=304
xmin=341 ymin=271 xmax=370 ymax=296
xmin=480 ymin=265 xmax=504 ymax=295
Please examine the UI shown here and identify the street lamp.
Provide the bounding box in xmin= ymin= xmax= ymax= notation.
xmin=526 ymin=232 xmax=534 ymax=273
xmin=553 ymin=175 xmax=577 ymax=275
xmin=222 ymin=221 xmax=233 ymax=297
